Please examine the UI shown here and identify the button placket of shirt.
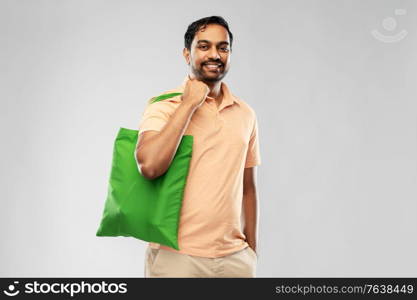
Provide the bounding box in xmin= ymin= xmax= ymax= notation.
xmin=217 ymin=99 xmax=234 ymax=129
xmin=205 ymin=97 xmax=217 ymax=112
xmin=217 ymin=107 xmax=225 ymax=130
xmin=205 ymin=98 xmax=222 ymax=130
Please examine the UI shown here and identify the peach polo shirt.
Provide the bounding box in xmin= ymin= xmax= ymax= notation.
xmin=137 ymin=76 xmax=261 ymax=258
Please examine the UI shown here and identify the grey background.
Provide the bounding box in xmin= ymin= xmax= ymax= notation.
xmin=1 ymin=0 xmax=416 ymax=277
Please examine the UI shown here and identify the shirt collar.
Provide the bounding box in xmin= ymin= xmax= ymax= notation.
xmin=169 ymin=75 xmax=239 ymax=111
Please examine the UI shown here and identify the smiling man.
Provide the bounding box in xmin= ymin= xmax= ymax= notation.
xmin=135 ymin=16 xmax=261 ymax=278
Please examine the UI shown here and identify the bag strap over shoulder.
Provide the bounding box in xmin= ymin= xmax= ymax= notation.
xmin=149 ymin=92 xmax=183 ymax=104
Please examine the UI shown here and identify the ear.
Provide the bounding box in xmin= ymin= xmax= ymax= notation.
xmin=183 ymin=47 xmax=190 ymax=65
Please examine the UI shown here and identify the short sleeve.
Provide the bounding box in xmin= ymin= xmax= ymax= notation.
xmin=245 ymin=115 xmax=261 ymax=168
xmin=135 ymin=100 xmax=173 ymax=175
xmin=138 ymin=101 xmax=171 ymax=133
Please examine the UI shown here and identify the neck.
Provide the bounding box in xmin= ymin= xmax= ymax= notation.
xmin=206 ymin=81 xmax=222 ymax=99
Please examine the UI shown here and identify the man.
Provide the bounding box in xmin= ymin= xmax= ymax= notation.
xmin=136 ymin=16 xmax=261 ymax=278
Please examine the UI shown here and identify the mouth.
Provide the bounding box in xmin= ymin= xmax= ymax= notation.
xmin=202 ymin=62 xmax=223 ymax=72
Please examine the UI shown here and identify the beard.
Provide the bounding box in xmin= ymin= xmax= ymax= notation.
xmin=191 ymin=62 xmax=229 ymax=83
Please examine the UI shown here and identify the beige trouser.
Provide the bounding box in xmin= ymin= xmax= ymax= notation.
xmin=144 ymin=245 xmax=258 ymax=278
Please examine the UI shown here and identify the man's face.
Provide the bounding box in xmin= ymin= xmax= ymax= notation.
xmin=183 ymin=24 xmax=231 ymax=83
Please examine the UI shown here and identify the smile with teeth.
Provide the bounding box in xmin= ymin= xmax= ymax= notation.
xmin=203 ymin=63 xmax=222 ymax=70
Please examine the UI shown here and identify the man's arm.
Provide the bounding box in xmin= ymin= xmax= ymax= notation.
xmin=136 ymin=102 xmax=196 ymax=179
xmin=243 ymin=166 xmax=259 ymax=256
xmin=136 ymin=79 xmax=209 ymax=179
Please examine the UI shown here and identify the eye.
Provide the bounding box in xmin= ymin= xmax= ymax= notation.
xmin=198 ymin=45 xmax=208 ymax=50
xmin=220 ymin=47 xmax=229 ymax=52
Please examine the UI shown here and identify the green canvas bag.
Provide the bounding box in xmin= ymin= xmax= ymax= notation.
xmin=96 ymin=93 xmax=191 ymax=250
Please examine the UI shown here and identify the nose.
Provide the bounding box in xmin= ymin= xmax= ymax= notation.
xmin=207 ymin=46 xmax=221 ymax=60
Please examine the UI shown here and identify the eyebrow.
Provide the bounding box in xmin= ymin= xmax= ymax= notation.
xmin=196 ymin=40 xmax=229 ymax=46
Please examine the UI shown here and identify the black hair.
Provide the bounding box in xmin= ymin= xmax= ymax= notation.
xmin=184 ymin=16 xmax=233 ymax=51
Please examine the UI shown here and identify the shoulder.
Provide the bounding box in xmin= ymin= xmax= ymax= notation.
xmin=142 ymin=89 xmax=182 ymax=115
xmin=232 ymin=94 xmax=257 ymax=119
xmin=148 ymin=89 xmax=183 ymax=104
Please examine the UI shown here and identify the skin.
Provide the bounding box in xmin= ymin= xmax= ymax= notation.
xmin=136 ymin=24 xmax=259 ymax=256
xmin=183 ymin=24 xmax=231 ymax=107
